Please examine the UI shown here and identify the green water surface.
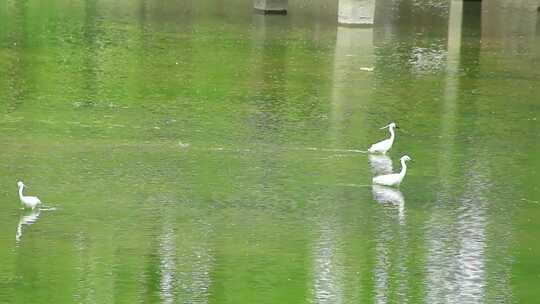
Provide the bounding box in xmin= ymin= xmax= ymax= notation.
xmin=1 ymin=0 xmax=539 ymax=303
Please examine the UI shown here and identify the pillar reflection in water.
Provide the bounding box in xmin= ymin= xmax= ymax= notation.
xmin=326 ymin=9 xmax=376 ymax=302
xmin=427 ymin=159 xmax=490 ymax=304
xmin=455 ymin=163 xmax=489 ymax=303
xmin=159 ymin=221 xmax=177 ymax=304
xmin=254 ymin=0 xmax=288 ymax=14
xmin=177 ymin=222 xmax=214 ymax=304
xmin=374 ymin=225 xmax=391 ymax=304
xmin=445 ymin=0 xmax=462 ymax=109
xmin=472 ymin=2 xmax=529 ymax=301
xmin=426 ymin=1 xmax=520 ymax=301
xmin=331 ymin=25 xmax=374 ymax=144
xmin=338 ymin=0 xmax=376 ymax=25
xmin=156 ymin=206 xmax=213 ymax=304
xmin=437 ymin=0 xmax=462 ymax=198
xmin=250 ymin=13 xmax=288 ymax=143
xmin=81 ymin=0 xmax=102 ymax=107
xmin=312 ymin=221 xmax=345 ymax=304
xmin=481 ymin=0 xmax=538 ymax=49
xmin=4 ymin=0 xmax=28 ymax=113
xmin=372 ymin=184 xmax=408 ymax=303
xmin=427 ymin=2 xmax=483 ymax=303
xmin=425 ymin=171 xmax=489 ymax=304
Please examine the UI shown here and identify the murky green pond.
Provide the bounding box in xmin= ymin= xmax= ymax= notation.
xmin=1 ymin=0 xmax=539 ymax=303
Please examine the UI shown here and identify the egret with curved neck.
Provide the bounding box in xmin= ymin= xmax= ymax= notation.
xmin=17 ymin=181 xmax=41 ymax=209
xmin=368 ymin=122 xmax=398 ymax=154
xmin=372 ymin=155 xmax=412 ymax=187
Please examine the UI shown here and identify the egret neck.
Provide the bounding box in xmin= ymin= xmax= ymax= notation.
xmin=388 ymin=125 xmax=396 ymax=145
xmin=18 ymin=185 xmax=24 ymax=201
xmin=399 ymin=157 xmax=408 ymax=179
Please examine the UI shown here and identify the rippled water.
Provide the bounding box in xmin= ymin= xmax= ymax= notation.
xmin=0 ymin=0 xmax=539 ymax=303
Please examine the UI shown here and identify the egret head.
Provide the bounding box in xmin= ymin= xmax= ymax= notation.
xmin=401 ymin=155 xmax=412 ymax=162
xmin=380 ymin=122 xmax=398 ymax=130
xmin=17 ymin=181 xmax=24 ymax=188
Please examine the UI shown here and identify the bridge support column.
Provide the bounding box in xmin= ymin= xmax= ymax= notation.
xmin=254 ymin=0 xmax=288 ymax=15
xmin=338 ymin=0 xmax=376 ymax=25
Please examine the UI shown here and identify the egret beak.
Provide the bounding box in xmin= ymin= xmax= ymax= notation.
xmin=380 ymin=125 xmax=389 ymax=130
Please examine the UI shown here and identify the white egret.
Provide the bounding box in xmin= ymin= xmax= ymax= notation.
xmin=368 ymin=122 xmax=398 ymax=154
xmin=17 ymin=181 xmax=42 ymax=209
xmin=372 ymin=155 xmax=412 ymax=187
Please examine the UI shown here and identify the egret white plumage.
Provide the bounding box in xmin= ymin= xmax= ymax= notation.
xmin=372 ymin=155 xmax=412 ymax=187
xmin=17 ymin=181 xmax=41 ymax=209
xmin=368 ymin=122 xmax=398 ymax=154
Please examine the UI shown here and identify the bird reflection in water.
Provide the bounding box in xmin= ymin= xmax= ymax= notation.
xmin=16 ymin=208 xmax=41 ymax=243
xmin=368 ymin=154 xmax=393 ymax=176
xmin=372 ymin=185 xmax=405 ymax=224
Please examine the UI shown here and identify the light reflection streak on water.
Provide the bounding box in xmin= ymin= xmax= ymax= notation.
xmin=154 ymin=195 xmax=213 ymax=304
xmin=372 ymin=185 xmax=408 ymax=303
xmin=177 ymin=221 xmax=213 ymax=304
xmin=456 ymin=161 xmax=489 ymax=303
xmin=73 ymin=231 xmax=87 ymax=303
xmin=72 ymin=225 xmax=114 ymax=303
xmin=409 ymin=45 xmax=448 ymax=74
xmin=159 ymin=223 xmax=177 ymax=304
xmin=331 ymin=23 xmax=374 ymax=145
xmin=395 ymin=224 xmax=409 ymax=303
xmin=426 ymin=159 xmax=489 ymax=304
xmin=312 ymin=222 xmax=344 ymax=304
xmin=374 ymin=227 xmax=390 ymax=304
xmin=184 ymin=244 xmax=212 ymax=304
xmin=424 ymin=1 xmax=473 ymax=301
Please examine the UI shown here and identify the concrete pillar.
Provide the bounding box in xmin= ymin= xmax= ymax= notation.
xmin=254 ymin=0 xmax=287 ymax=15
xmin=338 ymin=0 xmax=376 ymax=25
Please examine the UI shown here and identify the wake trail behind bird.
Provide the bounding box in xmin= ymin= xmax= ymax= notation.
xmin=204 ymin=145 xmax=368 ymax=154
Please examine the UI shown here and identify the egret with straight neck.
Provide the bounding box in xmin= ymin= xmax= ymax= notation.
xmin=17 ymin=181 xmax=41 ymax=209
xmin=372 ymin=155 xmax=412 ymax=187
xmin=368 ymin=122 xmax=398 ymax=154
